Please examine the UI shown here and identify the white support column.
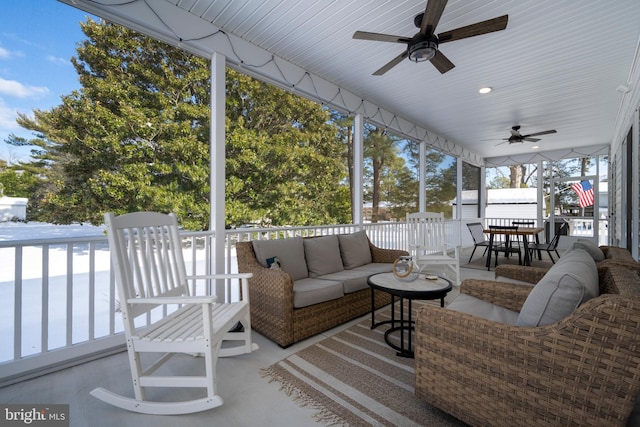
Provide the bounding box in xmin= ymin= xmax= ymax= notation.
xmin=419 ymin=141 xmax=426 ymax=212
xmin=537 ymin=160 xmax=544 ymax=227
xmin=210 ymin=52 xmax=226 ymax=298
xmin=479 ymin=165 xmax=486 ymax=220
xmin=632 ymin=108 xmax=639 ymax=258
xmin=455 ymin=159 xmax=463 ymax=245
xmin=456 ymin=159 xmax=463 ymax=220
xmin=353 ymin=113 xmax=364 ymax=227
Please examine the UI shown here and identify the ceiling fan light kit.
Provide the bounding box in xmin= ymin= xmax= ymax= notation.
xmin=408 ymin=37 xmax=438 ymax=62
xmin=353 ymin=0 xmax=508 ymax=75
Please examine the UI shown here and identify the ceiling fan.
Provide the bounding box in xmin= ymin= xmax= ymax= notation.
xmin=352 ymin=0 xmax=508 ymax=75
xmin=496 ymin=126 xmax=558 ymax=145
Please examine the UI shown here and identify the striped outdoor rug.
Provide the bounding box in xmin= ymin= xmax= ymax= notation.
xmin=261 ymin=300 xmax=466 ymax=426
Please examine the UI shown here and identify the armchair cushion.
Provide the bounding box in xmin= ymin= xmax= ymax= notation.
xmin=338 ymin=231 xmax=372 ymax=268
xmin=304 ymin=235 xmax=344 ymax=277
xmin=573 ymin=238 xmax=605 ymax=261
xmin=252 ymin=237 xmax=309 ymax=280
xmin=517 ymin=248 xmax=598 ymax=327
xmin=448 ymin=294 xmax=519 ymax=325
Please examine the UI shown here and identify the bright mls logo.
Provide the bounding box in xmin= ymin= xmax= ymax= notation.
xmin=1 ymin=405 xmax=69 ymax=426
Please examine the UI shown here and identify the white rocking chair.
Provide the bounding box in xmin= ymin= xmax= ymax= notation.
xmin=91 ymin=212 xmax=258 ymax=415
xmin=407 ymin=212 xmax=460 ymax=285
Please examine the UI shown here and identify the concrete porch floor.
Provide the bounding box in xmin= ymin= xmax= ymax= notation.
xmin=0 ymin=265 xmax=495 ymax=427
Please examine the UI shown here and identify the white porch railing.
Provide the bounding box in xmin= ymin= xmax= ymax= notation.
xmin=0 ymin=217 xmax=608 ymax=386
xmin=0 ymin=231 xmax=214 ymax=387
xmin=1 ymin=223 xmax=406 ymax=386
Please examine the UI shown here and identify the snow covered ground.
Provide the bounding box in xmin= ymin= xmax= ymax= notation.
xmin=0 ymin=222 xmax=110 ymax=282
xmin=0 ymin=221 xmax=215 ymax=362
xmin=0 ymin=221 xmax=107 ymax=242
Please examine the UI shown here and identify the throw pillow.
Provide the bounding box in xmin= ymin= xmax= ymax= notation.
xmin=252 ymin=237 xmax=309 ymax=280
xmin=517 ymin=248 xmax=598 ymax=327
xmin=338 ymin=231 xmax=372 ymax=269
xmin=572 ymin=239 xmax=605 ymax=261
xmin=304 ymin=235 xmax=345 ymax=277
xmin=266 ymin=256 xmax=281 ymax=270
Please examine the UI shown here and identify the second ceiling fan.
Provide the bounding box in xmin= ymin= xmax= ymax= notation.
xmin=353 ymin=0 xmax=508 ymax=75
xmin=497 ymin=126 xmax=558 ymax=145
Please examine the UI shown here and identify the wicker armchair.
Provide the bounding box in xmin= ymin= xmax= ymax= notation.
xmin=415 ymin=263 xmax=640 ymax=426
xmin=236 ymin=237 xmax=407 ymax=347
xmin=495 ymin=243 xmax=639 ymax=284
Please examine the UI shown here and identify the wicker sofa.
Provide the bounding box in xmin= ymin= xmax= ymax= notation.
xmin=236 ymin=231 xmax=408 ymax=347
xmin=414 ymin=244 xmax=640 ymax=426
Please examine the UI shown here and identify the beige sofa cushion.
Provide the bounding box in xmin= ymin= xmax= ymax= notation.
xmin=315 ymin=270 xmax=371 ymax=293
xmin=338 ymin=231 xmax=372 ymax=269
xmin=252 ymin=237 xmax=309 ymax=280
xmin=348 ymin=263 xmax=394 ymax=275
xmin=517 ymin=248 xmax=598 ymax=327
xmin=293 ymin=278 xmax=344 ymax=308
xmin=304 ymin=235 xmax=344 ymax=277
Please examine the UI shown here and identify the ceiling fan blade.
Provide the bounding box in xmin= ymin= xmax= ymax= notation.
xmin=494 ymin=140 xmax=509 ymax=146
xmin=353 ymin=31 xmax=411 ymax=44
xmin=430 ymin=50 xmax=455 ymax=74
xmin=523 ymin=137 xmax=541 ymax=142
xmin=373 ymin=51 xmax=408 ymax=75
xmin=438 ymin=15 xmax=508 ymax=44
xmin=522 ymin=129 xmax=557 ymax=138
xmin=420 ymin=0 xmax=448 ymax=35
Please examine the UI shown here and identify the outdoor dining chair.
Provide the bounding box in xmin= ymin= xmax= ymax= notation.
xmin=512 ymin=220 xmax=535 ymax=250
xmin=489 ymin=225 xmax=521 ymax=267
xmin=527 ymin=221 xmax=568 ymax=264
xmin=466 ymin=222 xmax=490 ymax=263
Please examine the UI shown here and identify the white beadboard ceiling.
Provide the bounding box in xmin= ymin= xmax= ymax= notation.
xmin=60 ymin=0 xmax=640 ymax=164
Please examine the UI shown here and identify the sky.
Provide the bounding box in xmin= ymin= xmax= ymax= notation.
xmin=0 ymin=2 xmax=94 ymax=163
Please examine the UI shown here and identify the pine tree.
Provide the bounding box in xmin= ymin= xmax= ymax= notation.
xmin=6 ymin=19 xmax=350 ymax=229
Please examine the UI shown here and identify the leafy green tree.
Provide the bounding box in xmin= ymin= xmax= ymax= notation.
xmin=425 ymin=154 xmax=456 ymax=217
xmin=6 ymin=19 xmax=349 ymax=229
xmin=225 ymin=71 xmax=349 ymax=226
xmin=363 ymin=125 xmax=411 ymax=222
xmin=0 ymin=168 xmax=39 ymax=198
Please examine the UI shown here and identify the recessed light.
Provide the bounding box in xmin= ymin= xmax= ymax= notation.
xmin=478 ymin=87 xmax=492 ymax=94
xmin=532 ymin=145 xmax=539 ymax=150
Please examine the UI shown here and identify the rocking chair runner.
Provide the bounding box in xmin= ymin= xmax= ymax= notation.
xmin=91 ymin=212 xmax=258 ymax=415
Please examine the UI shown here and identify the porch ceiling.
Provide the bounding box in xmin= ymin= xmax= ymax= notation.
xmin=59 ymin=0 xmax=640 ymax=164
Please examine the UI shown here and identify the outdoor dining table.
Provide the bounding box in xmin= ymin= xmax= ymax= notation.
xmin=484 ymin=226 xmax=544 ymax=270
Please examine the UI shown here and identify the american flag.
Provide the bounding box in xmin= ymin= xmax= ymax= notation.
xmin=571 ymin=180 xmax=594 ymax=208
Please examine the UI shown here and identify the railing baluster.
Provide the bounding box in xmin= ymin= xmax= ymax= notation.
xmin=42 ymin=245 xmax=49 ymax=354
xmin=89 ymin=241 xmax=96 ymax=341
xmin=13 ymin=245 xmax=22 ymax=360
xmin=66 ymin=243 xmax=73 ymax=347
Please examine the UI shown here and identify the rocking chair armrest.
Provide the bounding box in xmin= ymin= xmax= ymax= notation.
xmin=185 ymin=273 xmax=252 ymax=302
xmin=127 ymin=296 xmax=218 ymax=305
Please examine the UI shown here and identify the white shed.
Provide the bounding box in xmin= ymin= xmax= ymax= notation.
xmin=0 ymin=196 xmax=28 ymax=222
xmin=452 ymin=188 xmax=542 ymax=219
